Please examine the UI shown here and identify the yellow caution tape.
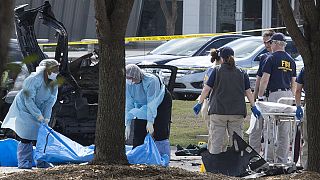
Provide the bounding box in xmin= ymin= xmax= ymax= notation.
xmin=39 ymin=26 xmax=291 ymax=46
xmin=177 ymin=66 xmax=302 ymax=72
xmin=178 ymin=67 xmax=259 ymax=71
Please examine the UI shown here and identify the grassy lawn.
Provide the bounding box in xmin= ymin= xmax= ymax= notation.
xmin=170 ymin=100 xmax=251 ymax=147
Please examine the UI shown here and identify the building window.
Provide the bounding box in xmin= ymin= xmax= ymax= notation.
xmin=138 ymin=0 xmax=183 ymax=36
xmin=216 ymin=0 xmax=236 ymax=33
xmin=243 ymin=0 xmax=262 ymax=35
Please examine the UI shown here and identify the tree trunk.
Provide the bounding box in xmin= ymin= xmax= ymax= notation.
xmin=0 ymin=1 xmax=14 ymax=76
xmin=277 ymin=0 xmax=320 ymax=172
xmin=305 ymin=57 xmax=320 ymax=172
xmin=0 ymin=1 xmax=14 ymax=121
xmin=166 ymin=18 xmax=176 ymax=36
xmin=159 ymin=0 xmax=177 ymax=35
xmin=93 ymin=0 xmax=134 ymax=165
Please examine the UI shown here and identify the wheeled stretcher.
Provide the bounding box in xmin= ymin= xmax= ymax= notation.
xmin=248 ymin=99 xmax=301 ymax=164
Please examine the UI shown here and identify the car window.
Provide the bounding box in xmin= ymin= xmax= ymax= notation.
xmin=149 ymin=37 xmax=212 ymax=56
xmin=226 ymin=39 xmax=262 ymax=58
xmin=285 ymin=41 xmax=299 ymax=58
xmin=198 ymin=38 xmax=238 ymax=56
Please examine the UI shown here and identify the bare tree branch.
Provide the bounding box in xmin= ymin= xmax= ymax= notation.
xmin=172 ymin=0 xmax=177 ymax=23
xmin=277 ymin=0 xmax=310 ymax=59
xmin=159 ymin=0 xmax=178 ymax=35
xmin=299 ymin=0 xmax=319 ymax=29
xmin=159 ymin=0 xmax=170 ymax=20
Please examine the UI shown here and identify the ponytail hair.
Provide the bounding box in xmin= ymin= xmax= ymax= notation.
xmin=224 ymin=55 xmax=235 ymax=67
xmin=210 ymin=48 xmax=219 ymax=63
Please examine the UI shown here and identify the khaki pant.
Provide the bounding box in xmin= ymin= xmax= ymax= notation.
xmin=265 ymin=90 xmax=293 ymax=163
xmin=208 ymin=114 xmax=244 ymax=154
xmin=301 ymin=105 xmax=308 ymax=169
xmin=202 ymin=99 xmax=229 ymax=151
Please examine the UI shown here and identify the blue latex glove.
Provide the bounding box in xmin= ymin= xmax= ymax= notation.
xmin=193 ymin=103 xmax=202 ymax=115
xmin=251 ymin=106 xmax=261 ymax=118
xmin=296 ymin=106 xmax=303 ymax=120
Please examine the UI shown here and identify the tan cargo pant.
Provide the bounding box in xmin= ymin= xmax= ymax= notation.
xmin=201 ymin=99 xmax=229 ymax=150
xmin=208 ymin=114 xmax=244 ymax=154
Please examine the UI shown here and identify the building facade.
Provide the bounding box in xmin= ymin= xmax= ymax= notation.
xmin=183 ymin=0 xmax=301 ymax=35
xmin=13 ymin=0 xmax=300 ymax=41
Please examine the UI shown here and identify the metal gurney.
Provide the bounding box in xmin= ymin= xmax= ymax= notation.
xmin=248 ymin=99 xmax=301 ymax=165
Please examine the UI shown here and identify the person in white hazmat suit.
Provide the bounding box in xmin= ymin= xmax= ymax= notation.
xmin=125 ymin=64 xmax=172 ymax=161
xmin=1 ymin=59 xmax=59 ymax=169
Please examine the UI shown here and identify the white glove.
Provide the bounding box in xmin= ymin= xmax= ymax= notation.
xmin=44 ymin=118 xmax=50 ymax=125
xmin=37 ymin=115 xmax=44 ymax=122
xmin=125 ymin=126 xmax=131 ymax=140
xmin=146 ymin=121 xmax=154 ymax=134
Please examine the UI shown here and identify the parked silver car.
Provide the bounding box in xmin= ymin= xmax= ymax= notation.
xmin=126 ymin=34 xmax=248 ymax=65
xmin=164 ymin=36 xmax=299 ymax=100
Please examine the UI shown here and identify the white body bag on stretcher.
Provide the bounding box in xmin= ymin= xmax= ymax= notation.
xmin=247 ymin=100 xmax=301 ymax=164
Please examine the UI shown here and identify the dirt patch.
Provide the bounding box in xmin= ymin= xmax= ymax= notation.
xmin=0 ymin=164 xmax=237 ymax=180
xmin=0 ymin=164 xmax=319 ymax=180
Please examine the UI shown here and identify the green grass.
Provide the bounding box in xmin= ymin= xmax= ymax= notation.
xmin=170 ymin=100 xmax=252 ymax=147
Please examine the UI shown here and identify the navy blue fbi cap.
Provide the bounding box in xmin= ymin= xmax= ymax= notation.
xmin=219 ymin=46 xmax=234 ymax=59
xmin=268 ymin=32 xmax=286 ymax=42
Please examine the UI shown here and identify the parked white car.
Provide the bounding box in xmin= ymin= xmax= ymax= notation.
xmin=163 ymin=36 xmax=299 ymax=100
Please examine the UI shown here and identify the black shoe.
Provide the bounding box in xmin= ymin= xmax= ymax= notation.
xmin=176 ymin=144 xmax=184 ymax=150
xmin=186 ymin=144 xmax=197 ymax=149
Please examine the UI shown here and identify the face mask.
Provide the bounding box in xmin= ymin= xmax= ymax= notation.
xmin=48 ymin=72 xmax=58 ymax=80
xmin=126 ymin=79 xmax=134 ymax=85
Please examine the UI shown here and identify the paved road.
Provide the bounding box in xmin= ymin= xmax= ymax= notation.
xmin=0 ymin=167 xmax=31 ymax=177
xmin=169 ymin=146 xmax=202 ymax=172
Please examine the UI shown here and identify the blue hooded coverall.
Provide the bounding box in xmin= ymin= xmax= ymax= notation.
xmin=126 ymin=73 xmax=172 ymax=160
xmin=1 ymin=69 xmax=58 ymax=168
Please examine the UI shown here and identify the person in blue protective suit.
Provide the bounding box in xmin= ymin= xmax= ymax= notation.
xmin=1 ymin=59 xmax=59 ymax=169
xmin=194 ymin=47 xmax=261 ymax=154
xmin=125 ymin=64 xmax=172 ymax=160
